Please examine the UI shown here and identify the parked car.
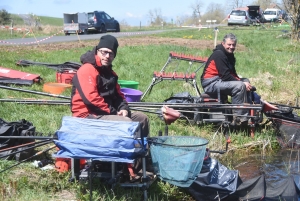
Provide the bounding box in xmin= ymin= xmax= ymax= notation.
xmin=262 ymin=8 xmax=281 ymax=22
xmin=227 ymin=9 xmax=251 ymax=26
xmin=87 ymin=11 xmax=120 ymax=33
xmin=227 ymin=5 xmax=264 ymax=26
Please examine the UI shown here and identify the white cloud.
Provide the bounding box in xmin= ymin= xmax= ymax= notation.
xmin=125 ymin=12 xmax=143 ymax=19
xmin=126 ymin=12 xmax=134 ymax=17
xmin=54 ymin=0 xmax=71 ymax=4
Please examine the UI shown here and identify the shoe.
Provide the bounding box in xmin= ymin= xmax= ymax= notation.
xmin=129 ymin=175 xmax=141 ymax=183
xmin=232 ymin=116 xmax=241 ymax=125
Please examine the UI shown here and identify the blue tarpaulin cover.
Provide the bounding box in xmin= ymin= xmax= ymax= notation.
xmin=53 ymin=116 xmax=143 ymax=163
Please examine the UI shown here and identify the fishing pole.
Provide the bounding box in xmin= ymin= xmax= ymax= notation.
xmin=130 ymin=107 xmax=260 ymax=119
xmin=0 ymin=136 xmax=56 ymax=140
xmin=268 ymin=102 xmax=300 ymax=110
xmin=0 ymin=140 xmax=53 ymax=160
xmin=0 ymin=85 xmax=71 ymax=100
xmin=0 ymin=145 xmax=56 ymax=174
xmin=0 ymin=139 xmax=52 ymax=153
xmin=0 ymin=99 xmax=70 ymax=105
xmin=0 ymin=99 xmax=70 ymax=104
xmin=128 ymin=102 xmax=263 ymax=110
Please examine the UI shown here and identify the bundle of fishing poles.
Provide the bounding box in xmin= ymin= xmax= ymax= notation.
xmin=0 ymin=134 xmax=56 ymax=174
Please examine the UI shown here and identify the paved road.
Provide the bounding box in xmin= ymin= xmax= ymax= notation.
xmin=0 ymin=30 xmax=171 ymax=46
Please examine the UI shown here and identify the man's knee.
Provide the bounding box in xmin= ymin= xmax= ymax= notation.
xmin=131 ymin=112 xmax=149 ymax=123
xmin=233 ymin=81 xmax=246 ymax=94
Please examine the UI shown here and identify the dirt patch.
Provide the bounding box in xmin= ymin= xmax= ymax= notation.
xmin=0 ymin=36 xmax=247 ymax=52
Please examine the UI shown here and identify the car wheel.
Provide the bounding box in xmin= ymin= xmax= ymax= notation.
xmin=99 ymin=24 xmax=107 ymax=33
xmin=65 ymin=33 xmax=70 ymax=36
xmin=115 ymin=24 xmax=120 ymax=32
xmin=83 ymin=29 xmax=88 ymax=35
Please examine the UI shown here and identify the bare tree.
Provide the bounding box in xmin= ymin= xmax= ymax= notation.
xmin=147 ymin=10 xmax=154 ymax=25
xmin=190 ymin=0 xmax=204 ymax=19
xmin=231 ymin=0 xmax=244 ymax=8
xmin=251 ymin=0 xmax=274 ymax=10
xmin=202 ymin=2 xmax=227 ymax=23
xmin=282 ymin=0 xmax=300 ymax=40
xmin=190 ymin=0 xmax=205 ymax=25
xmin=147 ymin=8 xmax=164 ymax=26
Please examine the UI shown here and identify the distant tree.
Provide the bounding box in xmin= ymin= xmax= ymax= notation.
xmin=228 ymin=0 xmax=245 ymax=9
xmin=0 ymin=9 xmax=11 ymax=25
xmin=147 ymin=8 xmax=164 ymax=26
xmin=190 ymin=0 xmax=204 ymax=19
xmin=282 ymin=0 xmax=300 ymax=40
xmin=190 ymin=0 xmax=205 ymax=25
xmin=202 ymin=3 xmax=227 ymax=24
xmin=251 ymin=0 xmax=274 ymax=10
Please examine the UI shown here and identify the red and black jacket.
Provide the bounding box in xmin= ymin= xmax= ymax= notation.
xmin=201 ymin=44 xmax=240 ymax=88
xmin=71 ymin=47 xmax=128 ymax=118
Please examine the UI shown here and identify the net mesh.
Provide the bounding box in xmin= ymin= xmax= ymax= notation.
xmin=150 ymin=136 xmax=208 ymax=187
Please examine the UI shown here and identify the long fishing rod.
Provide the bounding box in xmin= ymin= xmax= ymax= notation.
xmin=0 ymin=136 xmax=56 ymax=140
xmin=128 ymin=102 xmax=263 ymax=110
xmin=130 ymin=107 xmax=260 ymax=118
xmin=0 ymin=145 xmax=56 ymax=174
xmin=268 ymin=102 xmax=300 ymax=110
xmin=0 ymin=139 xmax=51 ymax=153
xmin=0 ymin=85 xmax=71 ymax=100
xmin=0 ymin=98 xmax=263 ymax=111
xmin=0 ymin=99 xmax=70 ymax=103
xmin=0 ymin=99 xmax=70 ymax=105
xmin=0 ymin=140 xmax=53 ymax=160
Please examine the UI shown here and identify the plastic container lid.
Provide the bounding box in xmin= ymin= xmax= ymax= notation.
xmin=43 ymin=82 xmax=72 ymax=95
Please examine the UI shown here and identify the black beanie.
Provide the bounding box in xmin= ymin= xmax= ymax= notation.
xmin=97 ymin=35 xmax=119 ymax=56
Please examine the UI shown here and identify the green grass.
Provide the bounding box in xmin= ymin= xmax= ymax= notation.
xmin=0 ymin=24 xmax=298 ymax=200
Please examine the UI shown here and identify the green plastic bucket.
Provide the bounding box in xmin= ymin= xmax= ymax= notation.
xmin=118 ymin=80 xmax=139 ymax=89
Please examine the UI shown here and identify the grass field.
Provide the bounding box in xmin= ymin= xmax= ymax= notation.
xmin=0 ymin=21 xmax=298 ymax=200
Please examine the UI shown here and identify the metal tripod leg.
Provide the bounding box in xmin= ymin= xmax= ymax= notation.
xmin=141 ymin=77 xmax=163 ymax=100
xmin=192 ymin=79 xmax=201 ymax=96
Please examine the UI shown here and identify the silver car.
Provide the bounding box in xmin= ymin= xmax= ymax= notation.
xmin=227 ymin=10 xmax=251 ymax=26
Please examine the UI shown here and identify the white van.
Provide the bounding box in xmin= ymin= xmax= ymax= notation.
xmin=263 ymin=8 xmax=281 ymax=22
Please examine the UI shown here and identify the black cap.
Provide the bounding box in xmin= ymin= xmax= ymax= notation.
xmin=97 ymin=35 xmax=119 ymax=56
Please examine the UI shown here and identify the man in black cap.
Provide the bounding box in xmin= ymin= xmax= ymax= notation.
xmin=71 ymin=35 xmax=149 ymax=181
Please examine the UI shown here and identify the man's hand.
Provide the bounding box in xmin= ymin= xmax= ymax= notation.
xmin=117 ymin=110 xmax=128 ymax=117
xmin=243 ymin=82 xmax=252 ymax=91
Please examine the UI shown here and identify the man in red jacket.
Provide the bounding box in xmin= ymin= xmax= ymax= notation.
xmin=201 ymin=33 xmax=253 ymax=124
xmin=71 ymin=35 xmax=149 ymax=181
xmin=71 ymin=34 xmax=149 ymax=130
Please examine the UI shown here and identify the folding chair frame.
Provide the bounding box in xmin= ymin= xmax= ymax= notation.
xmin=141 ymin=52 xmax=207 ymax=100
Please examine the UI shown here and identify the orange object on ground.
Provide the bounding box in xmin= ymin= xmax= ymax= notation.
xmin=55 ymin=158 xmax=71 ymax=173
xmin=43 ymin=82 xmax=72 ymax=94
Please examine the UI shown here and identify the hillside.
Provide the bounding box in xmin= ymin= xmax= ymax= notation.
xmin=10 ymin=14 xmax=63 ymax=26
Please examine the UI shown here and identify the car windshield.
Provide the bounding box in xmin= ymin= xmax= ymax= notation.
xmin=88 ymin=13 xmax=94 ymax=19
xmin=264 ymin=11 xmax=276 ymax=15
xmin=231 ymin=11 xmax=246 ymax=16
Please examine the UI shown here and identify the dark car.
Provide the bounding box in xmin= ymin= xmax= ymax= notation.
xmin=87 ymin=11 xmax=120 ymax=33
xmin=247 ymin=5 xmax=264 ymax=24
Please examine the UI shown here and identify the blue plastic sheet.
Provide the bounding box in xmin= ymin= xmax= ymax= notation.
xmin=53 ymin=116 xmax=144 ymax=163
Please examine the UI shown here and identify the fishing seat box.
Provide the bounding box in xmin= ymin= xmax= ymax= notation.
xmin=56 ymin=70 xmax=76 ymax=84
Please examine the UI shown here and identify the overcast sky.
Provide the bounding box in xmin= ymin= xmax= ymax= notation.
xmin=0 ymin=0 xmax=235 ymax=26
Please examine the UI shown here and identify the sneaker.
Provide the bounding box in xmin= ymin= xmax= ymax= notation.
xmin=129 ymin=175 xmax=141 ymax=183
xmin=232 ymin=116 xmax=241 ymax=125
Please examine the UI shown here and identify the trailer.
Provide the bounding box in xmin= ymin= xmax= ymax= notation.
xmin=63 ymin=12 xmax=88 ymax=35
